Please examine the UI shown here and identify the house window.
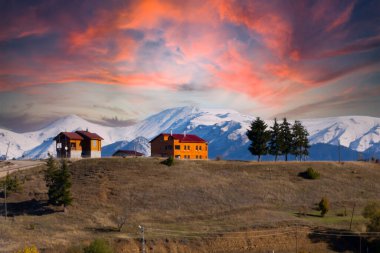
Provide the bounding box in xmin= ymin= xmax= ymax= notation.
xmin=92 ymin=140 xmax=97 ymax=148
xmin=200 ymin=155 xmax=202 ymax=159
xmin=187 ymin=145 xmax=190 ymax=150
xmin=175 ymin=145 xmax=180 ymax=150
xmin=71 ymin=143 xmax=76 ymax=150
xmin=184 ymin=146 xmax=187 ymax=150
xmin=175 ymin=155 xmax=181 ymax=159
xmin=196 ymin=155 xmax=198 ymax=159
xmin=196 ymin=146 xmax=198 ymax=150
xmin=199 ymin=146 xmax=202 ymax=150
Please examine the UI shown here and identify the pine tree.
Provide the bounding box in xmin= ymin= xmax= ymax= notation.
xmin=291 ymin=121 xmax=304 ymax=161
xmin=279 ymin=118 xmax=292 ymax=161
xmin=46 ymin=159 xmax=73 ymax=211
xmin=268 ymin=118 xmax=281 ymax=161
xmin=291 ymin=121 xmax=310 ymax=161
xmin=246 ymin=117 xmax=270 ymax=162
xmin=301 ymin=126 xmax=310 ymax=160
xmin=45 ymin=155 xmax=58 ymax=188
xmin=58 ymin=160 xmax=73 ymax=210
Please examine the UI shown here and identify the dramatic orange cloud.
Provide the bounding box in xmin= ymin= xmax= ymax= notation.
xmin=1 ymin=0 xmax=379 ymax=120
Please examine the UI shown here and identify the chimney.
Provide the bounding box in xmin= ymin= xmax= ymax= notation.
xmin=184 ymin=130 xmax=186 ymax=137
xmin=170 ymin=129 xmax=173 ymax=136
xmin=86 ymin=127 xmax=89 ymax=132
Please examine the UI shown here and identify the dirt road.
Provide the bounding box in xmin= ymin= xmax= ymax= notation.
xmin=0 ymin=160 xmax=44 ymax=178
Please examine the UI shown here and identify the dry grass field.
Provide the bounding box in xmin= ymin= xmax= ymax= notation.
xmin=0 ymin=158 xmax=380 ymax=252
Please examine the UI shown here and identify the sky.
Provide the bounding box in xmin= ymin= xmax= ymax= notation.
xmin=0 ymin=0 xmax=380 ymax=132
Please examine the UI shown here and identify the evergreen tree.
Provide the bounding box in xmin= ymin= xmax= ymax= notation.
xmin=268 ymin=118 xmax=281 ymax=161
xmin=246 ymin=117 xmax=270 ymax=162
xmin=291 ymin=121 xmax=310 ymax=161
xmin=46 ymin=159 xmax=73 ymax=211
xmin=0 ymin=173 xmax=22 ymax=195
xmin=45 ymin=155 xmax=58 ymax=188
xmin=301 ymin=126 xmax=310 ymax=160
xmin=291 ymin=121 xmax=304 ymax=161
xmin=279 ymin=118 xmax=293 ymax=161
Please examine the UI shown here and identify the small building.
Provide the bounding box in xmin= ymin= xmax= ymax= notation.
xmin=76 ymin=131 xmax=103 ymax=158
xmin=150 ymin=133 xmax=208 ymax=159
xmin=54 ymin=130 xmax=103 ymax=158
xmin=112 ymin=150 xmax=144 ymax=157
xmin=54 ymin=132 xmax=84 ymax=158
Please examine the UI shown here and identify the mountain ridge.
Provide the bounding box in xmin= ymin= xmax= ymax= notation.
xmin=0 ymin=106 xmax=379 ymax=160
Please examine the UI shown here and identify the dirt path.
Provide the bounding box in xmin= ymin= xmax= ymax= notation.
xmin=0 ymin=160 xmax=44 ymax=178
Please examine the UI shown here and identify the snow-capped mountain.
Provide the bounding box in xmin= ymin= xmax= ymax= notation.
xmin=0 ymin=106 xmax=379 ymax=160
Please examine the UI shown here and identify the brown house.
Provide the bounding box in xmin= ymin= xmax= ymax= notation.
xmin=150 ymin=133 xmax=208 ymax=159
xmin=54 ymin=130 xmax=103 ymax=158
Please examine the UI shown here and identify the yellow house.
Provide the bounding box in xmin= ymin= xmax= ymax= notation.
xmin=150 ymin=133 xmax=208 ymax=159
xmin=54 ymin=130 xmax=103 ymax=158
xmin=54 ymin=132 xmax=84 ymax=158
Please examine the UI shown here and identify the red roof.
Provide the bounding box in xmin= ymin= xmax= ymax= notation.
xmin=54 ymin=132 xmax=83 ymax=140
xmin=76 ymin=131 xmax=104 ymax=140
xmin=150 ymin=133 xmax=206 ymax=143
xmin=171 ymin=134 xmax=206 ymax=143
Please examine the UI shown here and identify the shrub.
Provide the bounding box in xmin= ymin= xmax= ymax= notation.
xmin=161 ymin=156 xmax=174 ymax=166
xmin=300 ymin=167 xmax=320 ymax=179
xmin=84 ymin=239 xmax=113 ymax=253
xmin=215 ymin=155 xmax=223 ymax=161
xmin=368 ymin=212 xmax=380 ymax=232
xmin=319 ymin=197 xmax=330 ymax=217
xmin=65 ymin=245 xmax=84 ymax=253
xmin=363 ymin=201 xmax=380 ymax=219
xmin=1 ymin=174 xmax=22 ymax=195
xmin=15 ymin=246 xmax=39 ymax=253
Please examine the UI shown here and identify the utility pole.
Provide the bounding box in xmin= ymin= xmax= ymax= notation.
xmin=349 ymin=203 xmax=356 ymax=230
xmin=5 ymin=142 xmax=10 ymax=160
xmin=338 ymin=140 xmax=341 ymax=163
xmin=295 ymin=223 xmax=298 ymax=253
xmin=4 ymin=172 xmax=7 ymax=220
xmin=139 ymin=225 xmax=146 ymax=253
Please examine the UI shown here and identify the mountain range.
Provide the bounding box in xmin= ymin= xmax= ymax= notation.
xmin=0 ymin=106 xmax=379 ymax=161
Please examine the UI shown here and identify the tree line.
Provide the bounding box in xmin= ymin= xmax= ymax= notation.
xmin=246 ymin=117 xmax=310 ymax=162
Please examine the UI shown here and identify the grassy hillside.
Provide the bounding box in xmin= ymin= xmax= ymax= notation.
xmin=1 ymin=158 xmax=380 ymax=252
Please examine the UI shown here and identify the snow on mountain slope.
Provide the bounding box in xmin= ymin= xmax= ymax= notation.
xmin=0 ymin=129 xmax=40 ymax=159
xmin=0 ymin=106 xmax=379 ymax=160
xmin=24 ymin=114 xmax=128 ymax=145
xmin=301 ymin=116 xmax=380 ymax=151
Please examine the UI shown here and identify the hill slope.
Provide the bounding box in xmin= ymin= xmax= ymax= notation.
xmin=1 ymin=158 xmax=380 ymax=252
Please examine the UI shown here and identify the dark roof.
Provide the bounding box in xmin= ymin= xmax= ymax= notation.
xmin=54 ymin=132 xmax=83 ymax=141
xmin=150 ymin=133 xmax=206 ymax=143
xmin=112 ymin=150 xmax=144 ymax=156
xmin=76 ymin=131 xmax=103 ymax=140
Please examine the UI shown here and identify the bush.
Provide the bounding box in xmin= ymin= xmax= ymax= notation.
xmin=298 ymin=167 xmax=320 ymax=179
xmin=319 ymin=197 xmax=330 ymax=217
xmin=363 ymin=201 xmax=380 ymax=219
xmin=368 ymin=212 xmax=380 ymax=232
xmin=84 ymin=239 xmax=113 ymax=253
xmin=65 ymin=245 xmax=84 ymax=253
xmin=1 ymin=174 xmax=22 ymax=195
xmin=161 ymin=156 xmax=174 ymax=166
xmin=15 ymin=246 xmax=39 ymax=253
